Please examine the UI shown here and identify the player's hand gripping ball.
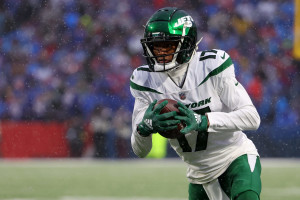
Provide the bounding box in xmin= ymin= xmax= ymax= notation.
xmin=154 ymin=99 xmax=185 ymax=139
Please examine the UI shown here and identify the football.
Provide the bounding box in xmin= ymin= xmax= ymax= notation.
xmin=155 ymin=99 xmax=185 ymax=139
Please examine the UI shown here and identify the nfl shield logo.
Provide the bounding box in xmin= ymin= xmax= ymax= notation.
xmin=179 ymin=92 xmax=186 ymax=100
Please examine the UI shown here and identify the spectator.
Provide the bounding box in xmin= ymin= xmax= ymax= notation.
xmin=66 ymin=115 xmax=86 ymax=157
xmin=0 ymin=0 xmax=298 ymax=157
xmin=89 ymin=105 xmax=112 ymax=158
xmin=113 ymin=107 xmax=132 ymax=158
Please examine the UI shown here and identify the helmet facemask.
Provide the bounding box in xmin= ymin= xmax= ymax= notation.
xmin=141 ymin=23 xmax=197 ymax=72
xmin=141 ymin=8 xmax=198 ymax=72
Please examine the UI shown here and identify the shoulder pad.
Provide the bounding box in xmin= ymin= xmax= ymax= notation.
xmin=130 ymin=65 xmax=162 ymax=99
xmin=197 ymin=49 xmax=235 ymax=86
xmin=200 ymin=49 xmax=234 ymax=75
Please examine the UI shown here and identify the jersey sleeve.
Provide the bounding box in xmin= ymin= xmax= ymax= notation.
xmin=206 ymin=50 xmax=261 ymax=133
xmin=130 ymin=68 xmax=153 ymax=158
xmin=130 ymin=68 xmax=151 ymax=101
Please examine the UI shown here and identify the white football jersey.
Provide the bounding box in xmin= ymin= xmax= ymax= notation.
xmin=130 ymin=49 xmax=260 ymax=184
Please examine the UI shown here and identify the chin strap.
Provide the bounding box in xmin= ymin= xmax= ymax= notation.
xmin=181 ymin=36 xmax=202 ymax=66
xmin=195 ymin=37 xmax=203 ymax=51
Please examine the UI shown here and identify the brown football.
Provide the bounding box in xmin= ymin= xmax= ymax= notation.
xmin=154 ymin=99 xmax=185 ymax=139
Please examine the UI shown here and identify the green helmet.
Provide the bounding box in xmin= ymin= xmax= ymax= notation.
xmin=141 ymin=7 xmax=197 ymax=72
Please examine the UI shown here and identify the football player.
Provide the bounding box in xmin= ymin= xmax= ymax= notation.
xmin=130 ymin=7 xmax=261 ymax=200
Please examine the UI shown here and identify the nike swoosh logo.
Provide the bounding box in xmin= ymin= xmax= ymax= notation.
xmin=221 ymin=52 xmax=225 ymax=59
xmin=235 ymin=82 xmax=239 ymax=86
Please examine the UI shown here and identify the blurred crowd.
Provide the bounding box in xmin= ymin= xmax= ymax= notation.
xmin=0 ymin=0 xmax=299 ymax=157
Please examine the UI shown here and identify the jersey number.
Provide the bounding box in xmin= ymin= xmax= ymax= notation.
xmin=177 ymin=106 xmax=211 ymax=152
xmin=199 ymin=50 xmax=217 ymax=61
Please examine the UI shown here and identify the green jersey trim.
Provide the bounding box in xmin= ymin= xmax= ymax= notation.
xmin=198 ymin=57 xmax=233 ymax=86
xmin=137 ymin=67 xmax=151 ymax=72
xmin=130 ymin=80 xmax=163 ymax=94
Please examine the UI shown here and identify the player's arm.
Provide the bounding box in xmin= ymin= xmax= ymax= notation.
xmin=207 ymin=76 xmax=260 ymax=133
xmin=175 ymin=50 xmax=259 ymax=134
xmin=131 ymin=97 xmax=153 ymax=158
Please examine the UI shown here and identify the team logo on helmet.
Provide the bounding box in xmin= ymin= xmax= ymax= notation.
xmin=174 ymin=16 xmax=194 ymax=28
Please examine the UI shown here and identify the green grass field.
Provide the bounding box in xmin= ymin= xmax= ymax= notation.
xmin=0 ymin=159 xmax=299 ymax=200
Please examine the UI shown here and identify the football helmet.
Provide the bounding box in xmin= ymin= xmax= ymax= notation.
xmin=141 ymin=7 xmax=198 ymax=72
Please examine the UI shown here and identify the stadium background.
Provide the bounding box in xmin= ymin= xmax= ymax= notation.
xmin=1 ymin=0 xmax=300 ymax=200
xmin=0 ymin=0 xmax=299 ymax=158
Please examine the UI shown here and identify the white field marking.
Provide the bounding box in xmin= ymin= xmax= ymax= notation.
xmin=61 ymin=197 xmax=186 ymax=200
xmin=0 ymin=158 xmax=186 ymax=168
xmin=1 ymin=198 xmax=186 ymax=200
xmin=0 ymin=158 xmax=299 ymax=168
xmin=2 ymin=199 xmax=36 ymax=200
xmin=261 ymin=158 xmax=300 ymax=168
xmin=263 ymin=187 xmax=300 ymax=196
